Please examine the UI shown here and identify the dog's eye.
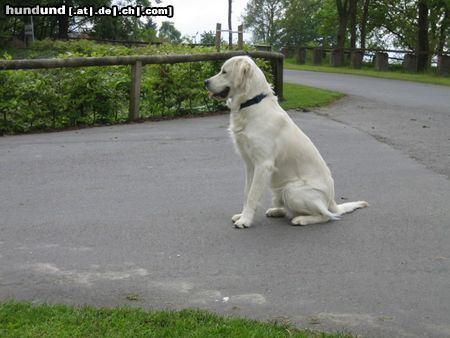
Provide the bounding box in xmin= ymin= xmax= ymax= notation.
xmin=222 ymin=70 xmax=227 ymax=74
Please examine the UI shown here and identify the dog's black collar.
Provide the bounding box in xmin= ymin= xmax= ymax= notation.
xmin=240 ymin=93 xmax=267 ymax=110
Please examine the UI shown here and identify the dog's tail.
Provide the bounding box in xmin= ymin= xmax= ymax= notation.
xmin=331 ymin=200 xmax=369 ymax=216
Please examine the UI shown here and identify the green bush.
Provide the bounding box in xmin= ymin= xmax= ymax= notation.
xmin=0 ymin=65 xmax=130 ymax=134
xmin=0 ymin=41 xmax=274 ymax=135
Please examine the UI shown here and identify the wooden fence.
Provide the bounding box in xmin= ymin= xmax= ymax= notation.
xmin=0 ymin=51 xmax=284 ymax=120
xmin=282 ymin=47 xmax=450 ymax=75
xmin=215 ymin=23 xmax=244 ymax=51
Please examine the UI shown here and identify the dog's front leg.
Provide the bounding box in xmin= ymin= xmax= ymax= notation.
xmin=234 ymin=162 xmax=273 ymax=229
xmin=232 ymin=160 xmax=254 ymax=222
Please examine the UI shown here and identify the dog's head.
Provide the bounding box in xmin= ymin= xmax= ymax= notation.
xmin=205 ymin=56 xmax=271 ymax=106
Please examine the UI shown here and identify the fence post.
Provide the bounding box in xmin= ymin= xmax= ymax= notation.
xmin=24 ymin=24 xmax=34 ymax=48
xmin=237 ymin=24 xmax=243 ymax=50
xmin=295 ymin=47 xmax=306 ymax=64
xmin=331 ymin=49 xmax=343 ymax=67
xmin=129 ymin=60 xmax=142 ymax=121
xmin=403 ymin=54 xmax=417 ymax=72
xmin=272 ymin=57 xmax=284 ymax=101
xmin=215 ymin=23 xmax=221 ymax=52
xmin=313 ymin=48 xmax=323 ymax=65
xmin=351 ymin=50 xmax=363 ymax=68
xmin=281 ymin=47 xmax=295 ymax=58
xmin=374 ymin=52 xmax=389 ymax=71
xmin=437 ymin=54 xmax=450 ymax=76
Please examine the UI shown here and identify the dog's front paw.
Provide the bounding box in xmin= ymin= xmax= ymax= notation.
xmin=234 ymin=217 xmax=252 ymax=229
xmin=231 ymin=213 xmax=242 ymax=222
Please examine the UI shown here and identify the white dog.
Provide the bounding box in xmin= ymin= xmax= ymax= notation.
xmin=205 ymin=56 xmax=368 ymax=228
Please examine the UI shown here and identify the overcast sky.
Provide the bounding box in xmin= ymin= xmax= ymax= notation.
xmin=153 ymin=0 xmax=251 ymax=42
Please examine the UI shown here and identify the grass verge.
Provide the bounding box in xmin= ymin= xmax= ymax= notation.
xmin=0 ymin=302 xmax=353 ymax=338
xmin=284 ymin=58 xmax=450 ymax=87
xmin=281 ymin=82 xmax=345 ymax=111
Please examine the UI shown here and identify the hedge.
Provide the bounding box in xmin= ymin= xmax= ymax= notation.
xmin=0 ymin=40 xmax=273 ymax=134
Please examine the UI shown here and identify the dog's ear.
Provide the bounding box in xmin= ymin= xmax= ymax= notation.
xmin=233 ymin=58 xmax=252 ymax=89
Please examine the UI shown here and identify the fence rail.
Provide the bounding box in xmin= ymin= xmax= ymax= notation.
xmin=0 ymin=51 xmax=284 ymax=121
xmin=282 ymin=46 xmax=450 ymax=75
xmin=284 ymin=46 xmax=450 ymax=55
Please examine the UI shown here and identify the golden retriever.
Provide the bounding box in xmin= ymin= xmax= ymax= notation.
xmin=205 ymin=56 xmax=368 ymax=228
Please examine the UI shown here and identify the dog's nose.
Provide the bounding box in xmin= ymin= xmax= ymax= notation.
xmin=204 ymin=79 xmax=209 ymax=87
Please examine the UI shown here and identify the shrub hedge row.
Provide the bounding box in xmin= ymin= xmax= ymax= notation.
xmin=0 ymin=40 xmax=273 ymax=134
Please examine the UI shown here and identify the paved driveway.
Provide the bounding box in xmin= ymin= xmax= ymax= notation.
xmin=1 ymin=73 xmax=449 ymax=337
xmin=285 ymin=69 xmax=450 ymax=179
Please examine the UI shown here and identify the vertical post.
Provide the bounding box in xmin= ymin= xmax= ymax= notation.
xmin=313 ymin=48 xmax=323 ymax=65
xmin=129 ymin=60 xmax=142 ymax=121
xmin=350 ymin=50 xmax=363 ymax=68
xmin=374 ymin=52 xmax=389 ymax=71
xmin=330 ymin=49 xmax=343 ymax=67
xmin=295 ymin=47 xmax=306 ymax=64
xmin=272 ymin=57 xmax=284 ymax=101
xmin=215 ymin=23 xmax=221 ymax=52
xmin=403 ymin=53 xmax=417 ymax=72
xmin=281 ymin=47 xmax=294 ymax=58
xmin=237 ymin=24 xmax=243 ymax=50
xmin=437 ymin=54 xmax=450 ymax=76
xmin=24 ymin=16 xmax=34 ymax=48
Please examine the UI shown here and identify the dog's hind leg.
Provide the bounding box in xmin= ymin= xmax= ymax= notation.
xmin=266 ymin=208 xmax=286 ymax=217
xmin=290 ymin=198 xmax=338 ymax=225
xmin=291 ymin=215 xmax=330 ymax=226
xmin=266 ymin=190 xmax=286 ymax=218
xmin=282 ymin=182 xmax=339 ymax=225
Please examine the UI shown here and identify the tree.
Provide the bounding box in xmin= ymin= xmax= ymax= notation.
xmin=280 ymin=0 xmax=323 ymax=47
xmin=369 ymin=0 xmax=418 ymax=49
xmin=228 ymin=0 xmax=233 ymax=47
xmin=136 ymin=18 xmax=157 ymax=41
xmin=367 ymin=0 xmax=448 ymax=68
xmin=0 ymin=0 xmax=160 ymax=42
xmin=417 ymin=0 xmax=430 ymax=71
xmin=436 ymin=4 xmax=449 ymax=53
xmin=428 ymin=0 xmax=449 ymax=55
xmin=315 ymin=0 xmax=339 ymax=47
xmin=158 ymin=21 xmax=182 ymax=44
xmin=335 ymin=0 xmax=350 ymax=62
xmin=0 ymin=0 xmax=80 ymax=40
xmin=348 ymin=0 xmax=358 ymax=49
xmin=200 ymin=31 xmax=216 ymax=45
xmin=242 ymin=0 xmax=284 ymax=47
xmin=91 ymin=16 xmax=128 ymax=40
xmin=360 ymin=0 xmax=371 ymax=51
xmin=58 ymin=0 xmax=72 ymax=39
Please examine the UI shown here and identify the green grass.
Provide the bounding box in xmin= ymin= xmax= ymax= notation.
xmin=284 ymin=58 xmax=450 ymax=87
xmin=0 ymin=302 xmax=353 ymax=338
xmin=281 ymin=82 xmax=345 ymax=111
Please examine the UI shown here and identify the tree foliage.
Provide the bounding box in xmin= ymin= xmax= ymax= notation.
xmin=241 ymin=0 xmax=449 ymax=68
xmin=242 ymin=0 xmax=285 ymax=47
xmin=280 ymin=0 xmax=328 ymax=47
xmin=158 ymin=21 xmax=182 ymax=44
xmin=0 ymin=0 xmax=160 ymax=42
xmin=199 ymin=31 xmax=216 ymax=45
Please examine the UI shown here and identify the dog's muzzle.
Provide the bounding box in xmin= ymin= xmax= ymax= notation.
xmin=205 ymin=79 xmax=230 ymax=100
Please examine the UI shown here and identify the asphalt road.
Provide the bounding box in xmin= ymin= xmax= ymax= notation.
xmin=1 ymin=73 xmax=449 ymax=337
xmin=285 ymin=69 xmax=450 ymax=179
